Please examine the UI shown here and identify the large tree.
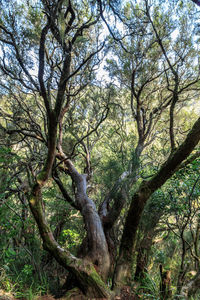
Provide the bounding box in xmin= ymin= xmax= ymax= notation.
xmin=0 ymin=0 xmax=200 ymax=298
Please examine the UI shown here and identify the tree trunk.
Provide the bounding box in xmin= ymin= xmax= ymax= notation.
xmin=63 ymin=159 xmax=111 ymax=279
xmin=176 ymin=231 xmax=187 ymax=295
xmin=113 ymin=183 xmax=151 ymax=289
xmin=135 ymin=233 xmax=154 ymax=280
xmin=29 ymin=182 xmax=112 ymax=299
xmin=135 ymin=206 xmax=163 ymax=280
xmin=113 ymin=116 xmax=200 ymax=289
xmin=160 ymin=265 xmax=172 ymax=300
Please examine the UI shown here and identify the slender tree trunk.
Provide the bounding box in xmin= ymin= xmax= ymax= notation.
xmin=160 ymin=265 xmax=172 ymax=299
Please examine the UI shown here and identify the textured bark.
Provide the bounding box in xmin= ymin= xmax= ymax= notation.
xmin=65 ymin=159 xmax=110 ymax=279
xmin=135 ymin=207 xmax=164 ymax=279
xmin=113 ymin=182 xmax=151 ymax=289
xmin=98 ymin=179 xmax=129 ymax=274
xmin=113 ymin=116 xmax=200 ymax=288
xmin=29 ymin=182 xmax=111 ymax=298
xmin=135 ymin=232 xmax=154 ymax=280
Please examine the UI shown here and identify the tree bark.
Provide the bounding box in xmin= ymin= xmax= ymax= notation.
xmin=135 ymin=231 xmax=155 ymax=280
xmin=29 ymin=182 xmax=112 ymax=298
xmin=135 ymin=202 xmax=165 ymax=280
xmin=113 ymin=116 xmax=200 ymax=289
xmin=57 ymin=158 xmax=111 ymax=280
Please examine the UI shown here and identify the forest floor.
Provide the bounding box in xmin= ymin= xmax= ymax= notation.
xmin=0 ymin=287 xmax=138 ymax=300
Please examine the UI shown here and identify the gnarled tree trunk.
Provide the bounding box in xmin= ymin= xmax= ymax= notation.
xmin=29 ymin=180 xmax=112 ymax=299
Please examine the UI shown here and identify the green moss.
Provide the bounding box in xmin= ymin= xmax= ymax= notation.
xmin=89 ymin=270 xmax=112 ymax=296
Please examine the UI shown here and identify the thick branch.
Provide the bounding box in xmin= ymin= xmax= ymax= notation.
xmin=53 ymin=170 xmax=79 ymax=210
xmin=54 ymin=53 xmax=71 ymax=118
xmin=176 ymin=151 xmax=200 ymax=172
xmin=28 ymin=182 xmax=111 ymax=298
xmin=114 ymin=116 xmax=200 ymax=288
xmin=57 ymin=158 xmax=110 ymax=279
xmin=64 ymin=0 xmax=76 ymax=35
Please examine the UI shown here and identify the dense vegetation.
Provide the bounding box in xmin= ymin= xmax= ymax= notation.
xmin=0 ymin=0 xmax=200 ymax=299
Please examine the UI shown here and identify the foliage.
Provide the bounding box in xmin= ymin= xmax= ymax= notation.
xmin=0 ymin=0 xmax=200 ymax=298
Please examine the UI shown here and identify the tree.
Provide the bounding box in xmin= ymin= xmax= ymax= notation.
xmin=0 ymin=0 xmax=200 ymax=298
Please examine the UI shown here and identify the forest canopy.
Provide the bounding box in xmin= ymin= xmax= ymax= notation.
xmin=0 ymin=0 xmax=200 ymax=299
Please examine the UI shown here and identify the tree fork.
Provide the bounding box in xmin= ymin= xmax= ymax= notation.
xmin=29 ymin=181 xmax=112 ymax=299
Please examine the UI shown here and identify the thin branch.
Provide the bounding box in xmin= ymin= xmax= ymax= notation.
xmin=70 ymin=105 xmax=109 ymax=157
xmin=38 ymin=23 xmax=52 ymax=115
xmin=53 ymin=170 xmax=79 ymax=210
